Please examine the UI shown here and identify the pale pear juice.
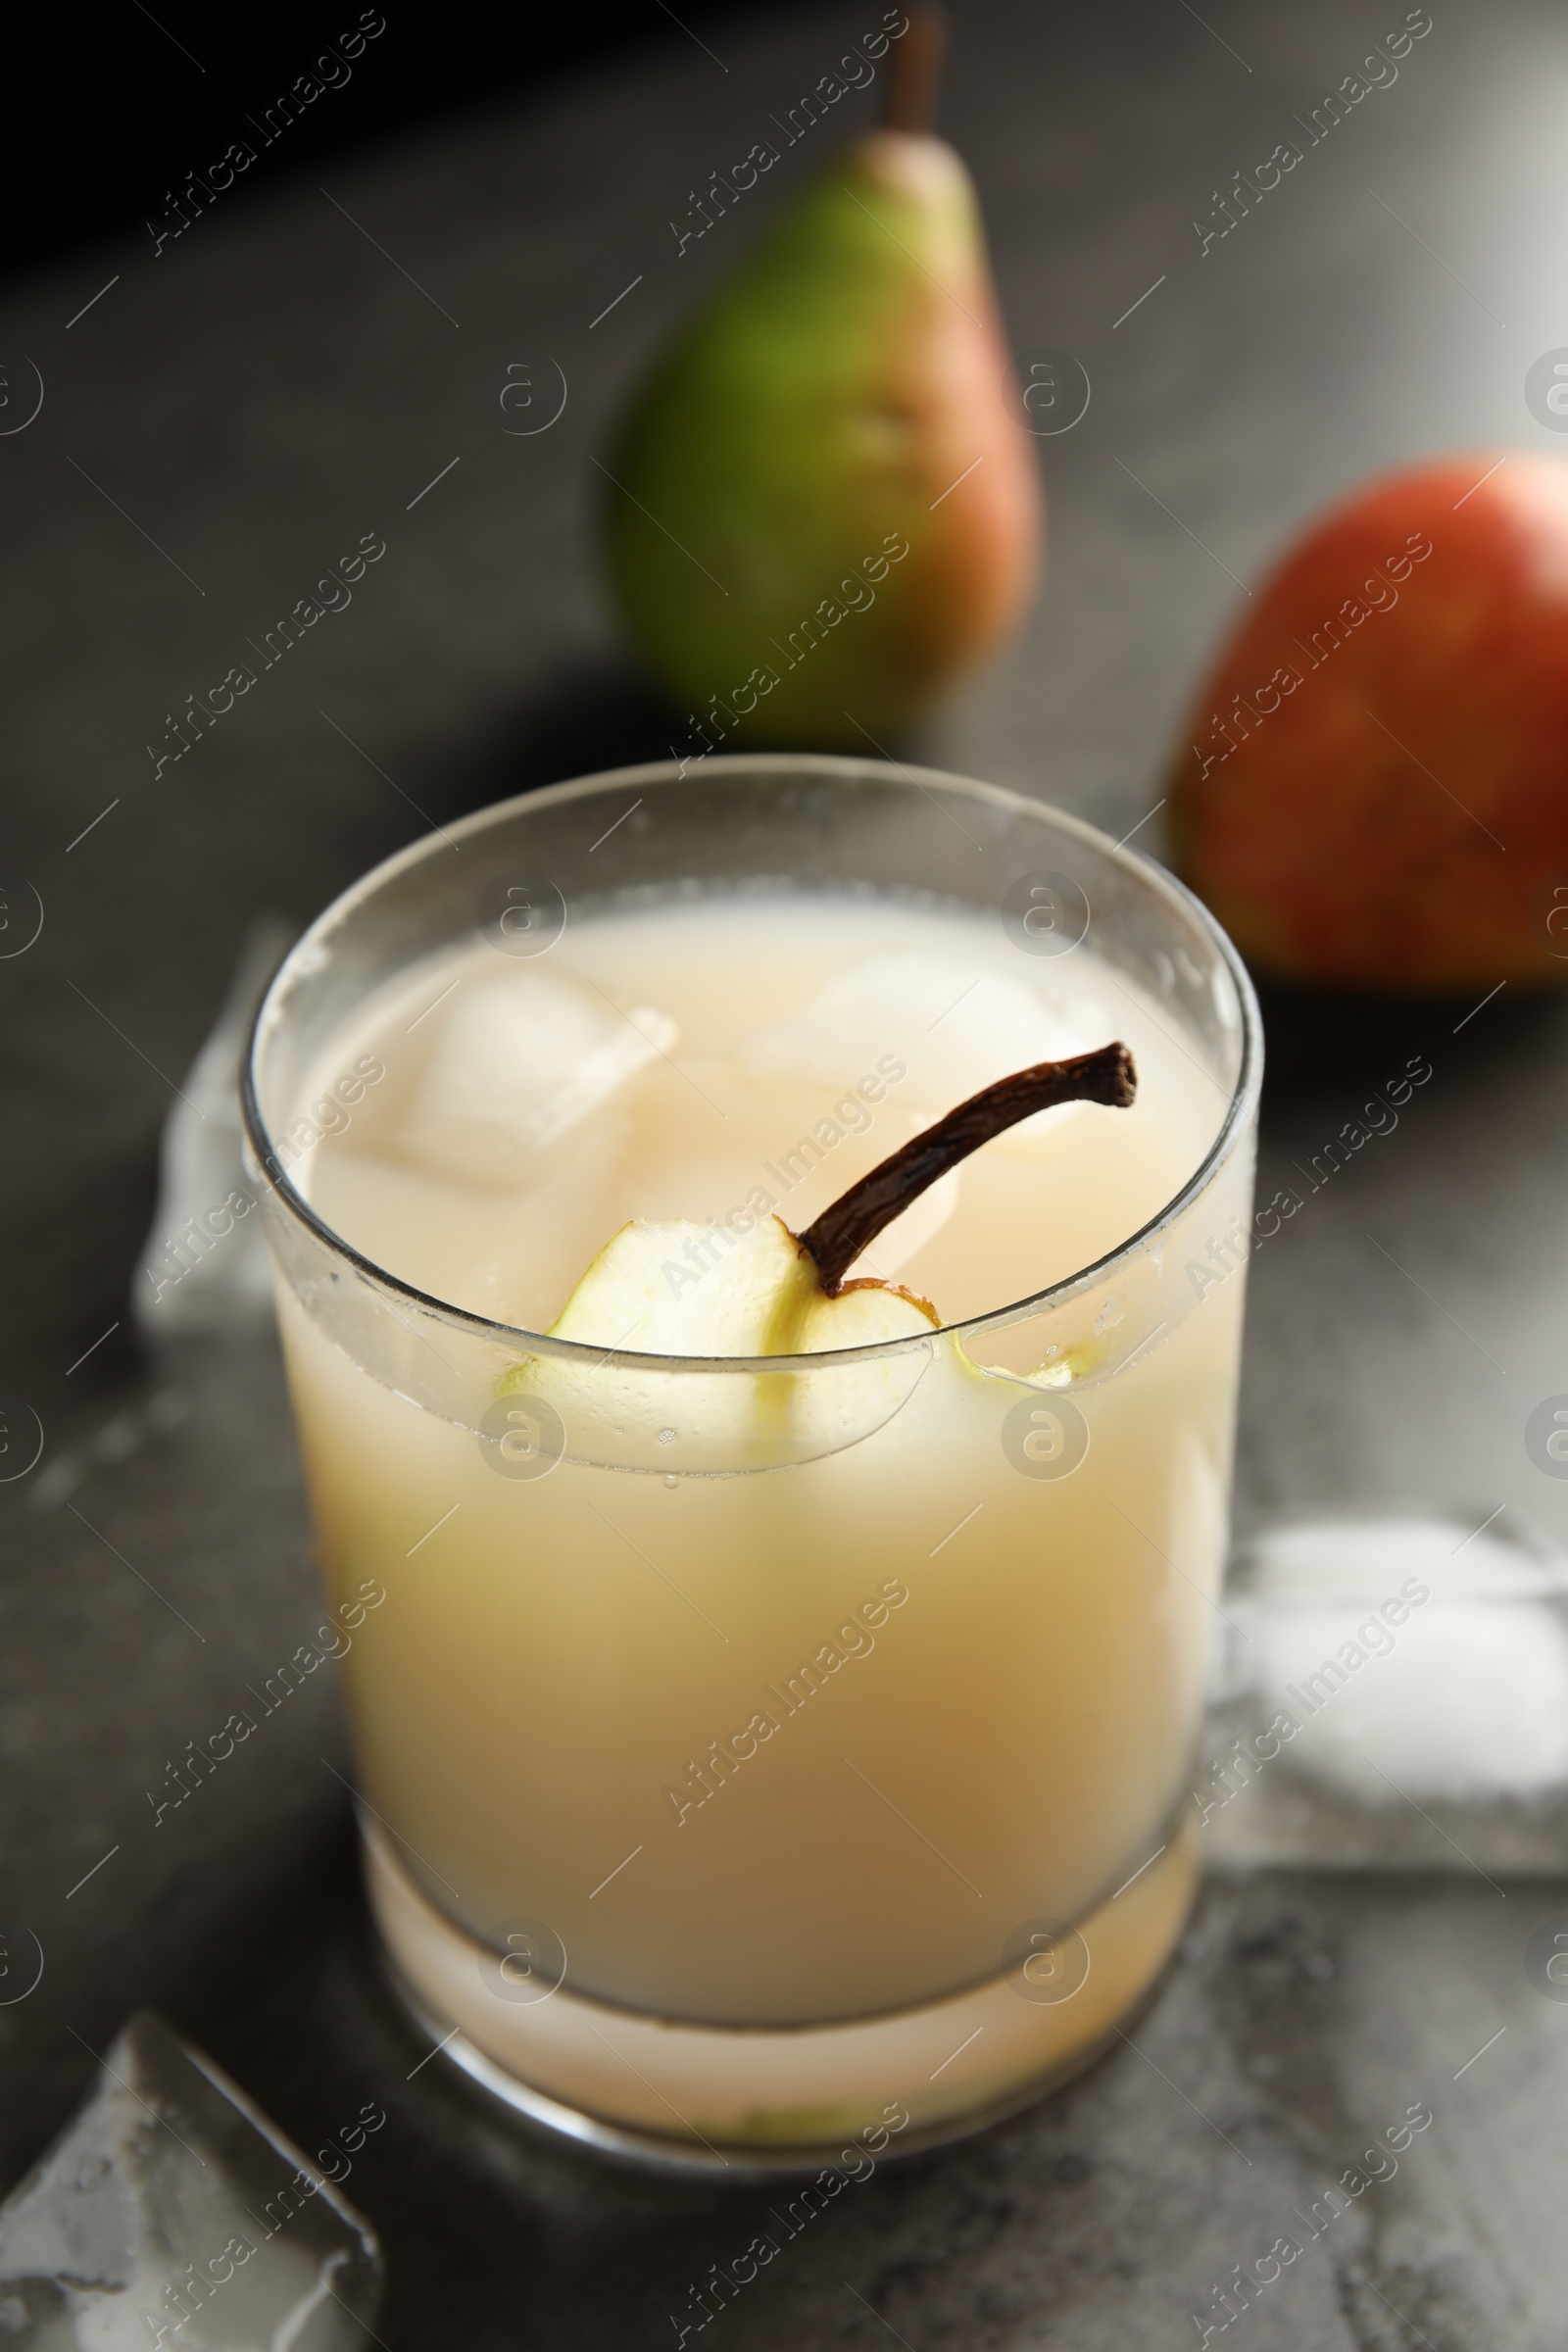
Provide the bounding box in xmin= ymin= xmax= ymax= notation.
xmin=270 ymin=884 xmax=1250 ymax=2146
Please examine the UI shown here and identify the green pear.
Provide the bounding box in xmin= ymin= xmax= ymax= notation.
xmin=602 ymin=53 xmax=1041 ymax=749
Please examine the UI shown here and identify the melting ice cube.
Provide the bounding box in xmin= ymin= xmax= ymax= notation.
xmin=0 ymin=2011 xmax=382 ymax=2349
xmin=399 ymin=970 xmax=677 ymax=1184
xmin=739 ymin=955 xmax=1104 ymax=1114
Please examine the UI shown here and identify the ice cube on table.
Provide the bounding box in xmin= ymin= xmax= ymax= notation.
xmin=1201 ymin=1516 xmax=1568 ymax=1873
xmin=739 ymin=955 xmax=1105 ymax=1114
xmin=137 ymin=918 xmax=295 ymax=1336
xmin=399 ymin=970 xmax=676 ymax=1184
xmin=0 ymin=2011 xmax=382 ymax=2350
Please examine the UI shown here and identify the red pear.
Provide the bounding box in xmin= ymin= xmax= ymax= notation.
xmin=1168 ymin=452 xmax=1568 ymax=990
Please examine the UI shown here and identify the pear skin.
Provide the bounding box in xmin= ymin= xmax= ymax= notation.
xmin=1169 ymin=452 xmax=1568 ymax=990
xmin=603 ymin=127 xmax=1042 ymax=749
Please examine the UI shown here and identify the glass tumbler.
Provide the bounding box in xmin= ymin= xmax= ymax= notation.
xmin=242 ymin=755 xmax=1261 ymax=2169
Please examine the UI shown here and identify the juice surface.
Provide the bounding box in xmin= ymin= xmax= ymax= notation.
xmin=298 ymin=888 xmax=1220 ymax=1334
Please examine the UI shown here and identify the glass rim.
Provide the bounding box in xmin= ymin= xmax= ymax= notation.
xmin=241 ymin=753 xmax=1263 ymax=1376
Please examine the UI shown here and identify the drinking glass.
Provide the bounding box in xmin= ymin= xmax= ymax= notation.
xmin=243 ymin=755 xmax=1261 ymax=2169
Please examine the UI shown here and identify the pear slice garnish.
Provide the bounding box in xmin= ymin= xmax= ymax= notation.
xmin=545 ymin=1044 xmax=1137 ymax=1361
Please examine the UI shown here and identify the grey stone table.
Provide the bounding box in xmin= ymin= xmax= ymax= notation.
xmin=4 ymin=1 xmax=1568 ymax=2343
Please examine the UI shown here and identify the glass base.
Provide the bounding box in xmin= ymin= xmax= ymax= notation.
xmin=363 ymin=1816 xmax=1200 ymax=2175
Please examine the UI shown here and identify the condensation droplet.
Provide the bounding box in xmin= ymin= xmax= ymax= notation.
xmin=662 ymin=1473 xmax=678 ymax=1489
xmin=658 ymin=1428 xmax=676 ymax=1446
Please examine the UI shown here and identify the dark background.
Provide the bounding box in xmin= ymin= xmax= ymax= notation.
xmin=8 ymin=1 xmax=771 ymax=284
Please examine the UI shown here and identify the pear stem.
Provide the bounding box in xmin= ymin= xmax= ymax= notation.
xmin=885 ymin=6 xmax=948 ymax=136
xmin=797 ymin=1044 xmax=1137 ymax=1296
